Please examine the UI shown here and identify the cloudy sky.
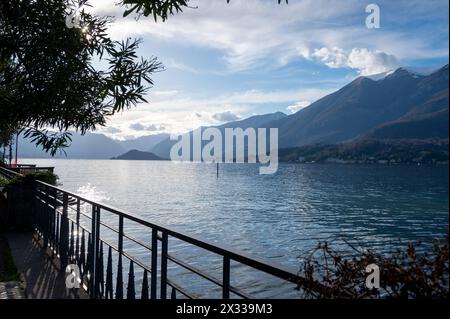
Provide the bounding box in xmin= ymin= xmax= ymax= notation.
xmin=87 ymin=0 xmax=449 ymax=140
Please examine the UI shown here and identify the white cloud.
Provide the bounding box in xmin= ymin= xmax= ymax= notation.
xmin=311 ymin=47 xmax=399 ymax=75
xmin=100 ymin=86 xmax=335 ymax=138
xmin=147 ymin=124 xmax=166 ymax=131
xmin=87 ymin=0 xmax=447 ymax=72
xmin=83 ymin=0 xmax=448 ymax=140
xmin=129 ymin=122 xmax=166 ymax=132
xmin=297 ymin=47 xmax=311 ymax=60
xmin=153 ymin=90 xmax=179 ymax=96
xmin=129 ymin=123 xmax=145 ymax=131
xmin=287 ymin=101 xmax=311 ymax=114
xmin=347 ymin=48 xmax=399 ymax=76
xmin=218 ymin=88 xmax=333 ymax=105
xmin=99 ymin=126 xmax=122 ymax=134
xmin=212 ymin=111 xmax=242 ymax=122
xmin=166 ymin=59 xmax=202 ymax=74
xmin=312 ymin=47 xmax=349 ymax=69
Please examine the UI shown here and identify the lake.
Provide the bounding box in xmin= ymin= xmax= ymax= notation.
xmin=28 ymin=159 xmax=449 ymax=298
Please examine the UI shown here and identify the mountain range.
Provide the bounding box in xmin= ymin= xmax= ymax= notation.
xmin=150 ymin=111 xmax=287 ymax=159
xmin=16 ymin=64 xmax=448 ymax=160
xmin=270 ymin=64 xmax=448 ymax=147
xmin=149 ymin=64 xmax=448 ymax=159
xmin=17 ymin=132 xmax=168 ymax=159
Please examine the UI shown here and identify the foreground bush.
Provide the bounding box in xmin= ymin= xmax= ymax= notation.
xmin=297 ymin=238 xmax=449 ymax=299
xmin=0 ymin=171 xmax=58 ymax=231
xmin=0 ymin=176 xmax=8 ymax=188
xmin=3 ymin=171 xmax=58 ymax=189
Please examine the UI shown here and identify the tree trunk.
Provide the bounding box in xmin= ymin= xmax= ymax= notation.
xmin=15 ymin=133 xmax=18 ymax=166
xmin=8 ymin=141 xmax=12 ymax=166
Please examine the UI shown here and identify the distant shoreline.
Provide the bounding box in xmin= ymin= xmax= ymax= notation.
xmin=15 ymin=157 xmax=449 ymax=166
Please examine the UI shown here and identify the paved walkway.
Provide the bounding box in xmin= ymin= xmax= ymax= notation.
xmin=6 ymin=232 xmax=88 ymax=299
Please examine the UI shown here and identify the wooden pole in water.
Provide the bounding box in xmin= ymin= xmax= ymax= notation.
xmin=216 ymin=162 xmax=219 ymax=178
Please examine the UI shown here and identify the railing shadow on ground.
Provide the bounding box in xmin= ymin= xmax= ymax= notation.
xmin=6 ymin=232 xmax=88 ymax=299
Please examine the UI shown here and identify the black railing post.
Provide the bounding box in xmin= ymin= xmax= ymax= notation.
xmin=97 ymin=241 xmax=104 ymax=298
xmin=87 ymin=233 xmax=92 ymax=293
xmin=223 ymin=256 xmax=230 ymax=300
xmin=51 ymin=188 xmax=58 ymax=257
xmin=43 ymin=185 xmax=49 ymax=249
xmin=60 ymin=193 xmax=69 ymax=269
xmin=160 ymin=232 xmax=168 ymax=299
xmin=69 ymin=221 xmax=74 ymax=263
xmin=150 ymin=228 xmax=158 ymax=299
xmin=126 ymin=261 xmax=135 ymax=299
xmin=34 ymin=185 xmax=42 ymax=238
xmin=105 ymin=246 xmax=114 ymax=299
xmin=55 ymin=210 xmax=60 ymax=257
xmin=89 ymin=205 xmax=97 ymax=298
xmin=116 ymin=215 xmax=124 ymax=299
xmin=46 ymin=186 xmax=53 ymax=250
xmin=94 ymin=206 xmax=101 ymax=298
xmin=80 ymin=229 xmax=86 ymax=277
xmin=32 ymin=183 xmax=38 ymax=235
xmin=171 ymin=287 xmax=176 ymax=300
xmin=75 ymin=198 xmax=80 ymax=263
xmin=141 ymin=270 xmax=149 ymax=299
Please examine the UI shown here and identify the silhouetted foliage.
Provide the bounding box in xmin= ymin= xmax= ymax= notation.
xmin=0 ymin=0 xmax=163 ymax=155
xmin=0 ymin=124 xmax=17 ymax=149
xmin=3 ymin=171 xmax=59 ymax=189
xmin=297 ymin=237 xmax=449 ymax=299
xmin=121 ymin=0 xmax=288 ymax=21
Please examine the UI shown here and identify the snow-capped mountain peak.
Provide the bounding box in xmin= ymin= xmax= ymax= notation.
xmin=364 ymin=65 xmax=441 ymax=82
xmin=364 ymin=69 xmax=396 ymax=81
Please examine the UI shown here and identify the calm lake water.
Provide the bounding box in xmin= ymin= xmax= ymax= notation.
xmin=28 ymin=159 xmax=449 ymax=298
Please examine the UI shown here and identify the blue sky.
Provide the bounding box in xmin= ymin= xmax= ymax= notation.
xmin=88 ymin=0 xmax=449 ymax=139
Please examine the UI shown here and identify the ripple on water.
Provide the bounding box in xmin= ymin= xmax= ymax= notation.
xmin=28 ymin=160 xmax=449 ymax=297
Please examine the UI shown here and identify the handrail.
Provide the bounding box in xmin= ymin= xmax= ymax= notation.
xmin=1 ymin=166 xmax=307 ymax=299
xmin=35 ymin=178 xmax=301 ymax=283
xmin=0 ymin=166 xmax=19 ymax=179
xmin=40 ymin=188 xmax=256 ymax=299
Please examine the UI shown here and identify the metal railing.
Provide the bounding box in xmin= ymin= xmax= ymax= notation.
xmin=1 ymin=166 xmax=306 ymax=299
